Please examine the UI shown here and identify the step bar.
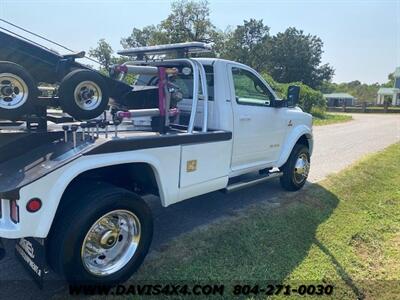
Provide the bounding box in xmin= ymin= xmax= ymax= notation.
xmin=224 ymin=172 xmax=283 ymax=193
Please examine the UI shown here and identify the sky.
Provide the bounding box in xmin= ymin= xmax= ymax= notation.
xmin=0 ymin=0 xmax=399 ymax=84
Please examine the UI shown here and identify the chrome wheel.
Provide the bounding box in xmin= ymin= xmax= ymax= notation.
xmin=293 ymin=153 xmax=310 ymax=184
xmin=0 ymin=73 xmax=29 ymax=109
xmin=73 ymin=81 xmax=102 ymax=111
xmin=81 ymin=210 xmax=141 ymax=277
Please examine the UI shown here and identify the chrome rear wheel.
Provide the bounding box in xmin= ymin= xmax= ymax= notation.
xmin=81 ymin=210 xmax=141 ymax=277
xmin=46 ymin=183 xmax=153 ymax=284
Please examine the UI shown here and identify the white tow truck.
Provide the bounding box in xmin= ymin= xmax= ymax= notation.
xmin=0 ymin=42 xmax=313 ymax=285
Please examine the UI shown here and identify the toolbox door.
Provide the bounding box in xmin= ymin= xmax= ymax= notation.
xmin=178 ymin=140 xmax=230 ymax=200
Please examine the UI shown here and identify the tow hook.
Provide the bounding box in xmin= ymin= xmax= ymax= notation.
xmin=0 ymin=238 xmax=5 ymax=260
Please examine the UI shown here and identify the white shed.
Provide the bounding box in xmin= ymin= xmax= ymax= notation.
xmin=377 ymin=67 xmax=400 ymax=106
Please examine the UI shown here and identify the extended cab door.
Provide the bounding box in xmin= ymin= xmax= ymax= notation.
xmin=228 ymin=65 xmax=288 ymax=171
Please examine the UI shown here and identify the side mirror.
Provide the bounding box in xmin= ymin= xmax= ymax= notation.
xmin=287 ymin=85 xmax=300 ymax=107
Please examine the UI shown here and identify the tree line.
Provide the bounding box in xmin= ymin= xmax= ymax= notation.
xmin=321 ymin=72 xmax=395 ymax=104
xmin=89 ymin=0 xmax=394 ymax=110
xmin=90 ymin=0 xmax=334 ymax=90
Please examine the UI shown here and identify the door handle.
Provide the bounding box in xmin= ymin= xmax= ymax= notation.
xmin=239 ymin=115 xmax=251 ymax=121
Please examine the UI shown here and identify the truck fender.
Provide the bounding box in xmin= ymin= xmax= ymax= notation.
xmin=24 ymin=149 xmax=180 ymax=238
xmin=276 ymin=125 xmax=313 ymax=168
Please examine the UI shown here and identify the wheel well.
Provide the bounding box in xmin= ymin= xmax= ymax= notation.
xmin=63 ymin=163 xmax=160 ymax=198
xmin=296 ymin=134 xmax=309 ymax=149
xmin=48 ymin=163 xmax=159 ymax=252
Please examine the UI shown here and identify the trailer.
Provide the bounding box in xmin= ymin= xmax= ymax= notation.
xmin=0 ymin=26 xmax=132 ymax=121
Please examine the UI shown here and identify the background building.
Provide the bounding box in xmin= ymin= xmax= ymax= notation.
xmin=377 ymin=67 xmax=400 ymax=106
xmin=324 ymin=93 xmax=355 ymax=107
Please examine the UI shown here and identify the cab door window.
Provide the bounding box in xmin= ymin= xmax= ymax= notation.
xmin=232 ymin=67 xmax=274 ymax=106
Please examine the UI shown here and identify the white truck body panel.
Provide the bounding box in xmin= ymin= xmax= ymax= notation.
xmin=0 ymin=57 xmax=313 ymax=240
xmin=1 ymin=139 xmax=232 ymax=238
xmin=179 ymin=141 xmax=231 ymax=188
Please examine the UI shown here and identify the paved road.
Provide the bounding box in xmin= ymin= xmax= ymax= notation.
xmin=1 ymin=114 xmax=399 ymax=298
xmin=309 ymin=114 xmax=399 ymax=182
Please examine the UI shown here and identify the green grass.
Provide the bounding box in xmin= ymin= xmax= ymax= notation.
xmin=313 ymin=113 xmax=353 ymax=126
xmin=129 ymin=143 xmax=400 ymax=299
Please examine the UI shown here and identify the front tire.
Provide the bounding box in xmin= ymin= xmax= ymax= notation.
xmin=58 ymin=69 xmax=110 ymax=120
xmin=280 ymin=144 xmax=310 ymax=191
xmin=47 ymin=182 xmax=153 ymax=284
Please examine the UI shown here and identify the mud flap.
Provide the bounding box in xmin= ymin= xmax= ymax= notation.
xmin=15 ymin=237 xmax=48 ymax=288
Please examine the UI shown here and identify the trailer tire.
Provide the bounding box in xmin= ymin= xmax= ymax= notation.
xmin=47 ymin=182 xmax=153 ymax=284
xmin=0 ymin=61 xmax=37 ymax=120
xmin=279 ymin=144 xmax=310 ymax=191
xmin=58 ymin=69 xmax=109 ymax=120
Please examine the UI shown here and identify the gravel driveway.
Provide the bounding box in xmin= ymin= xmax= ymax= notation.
xmin=0 ymin=113 xmax=399 ymax=298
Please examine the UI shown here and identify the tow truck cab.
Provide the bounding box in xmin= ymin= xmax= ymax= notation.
xmin=135 ymin=58 xmax=313 ymax=175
